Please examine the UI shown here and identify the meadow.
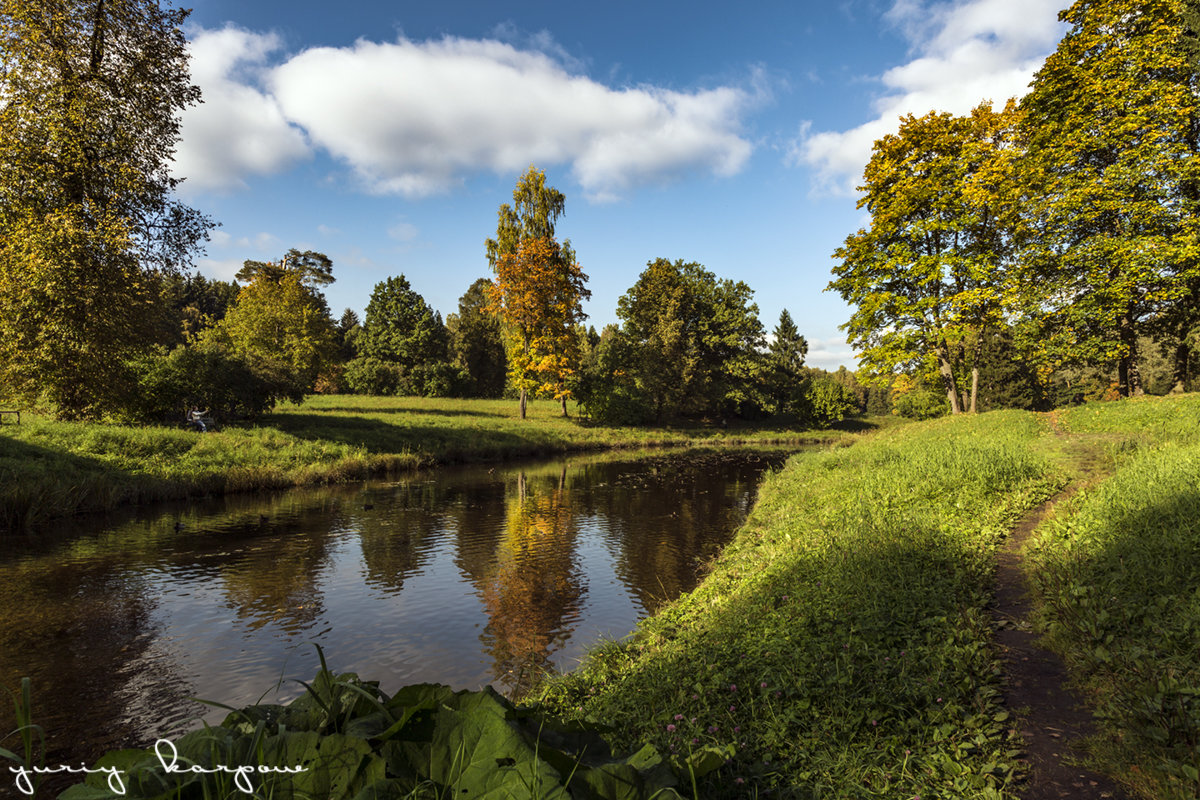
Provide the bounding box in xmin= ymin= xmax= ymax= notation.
xmin=0 ymin=395 xmax=849 ymax=528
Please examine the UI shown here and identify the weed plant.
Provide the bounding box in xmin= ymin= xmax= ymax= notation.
xmin=536 ymin=411 xmax=1061 ymax=798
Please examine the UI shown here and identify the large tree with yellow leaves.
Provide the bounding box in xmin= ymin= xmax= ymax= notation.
xmin=1018 ymin=0 xmax=1200 ymax=397
xmin=0 ymin=0 xmax=211 ymax=418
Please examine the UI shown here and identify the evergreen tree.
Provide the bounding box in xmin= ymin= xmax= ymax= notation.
xmin=765 ymin=309 xmax=809 ymax=415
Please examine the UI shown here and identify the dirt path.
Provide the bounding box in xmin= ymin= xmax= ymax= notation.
xmin=991 ymin=428 xmax=1133 ymax=799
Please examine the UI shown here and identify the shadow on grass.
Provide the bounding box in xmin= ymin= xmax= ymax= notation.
xmin=545 ymin=525 xmax=1001 ymax=799
xmin=0 ymin=434 xmax=173 ymax=530
xmin=290 ymin=405 xmax=512 ymax=419
xmin=262 ymin=412 xmax=576 ymax=459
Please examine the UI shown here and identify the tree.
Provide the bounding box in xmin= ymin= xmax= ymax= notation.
xmin=447 ymin=278 xmax=507 ymax=398
xmin=345 ymin=275 xmax=453 ymax=396
xmin=0 ymin=0 xmax=211 ymax=417
xmin=1017 ymin=0 xmax=1200 ymax=397
xmin=764 ymin=309 xmax=809 ymax=415
xmin=207 ymin=271 xmax=336 ymax=402
xmin=616 ymin=258 xmax=765 ymax=421
xmin=236 ymin=249 xmax=335 ymax=288
xmin=489 ymin=237 xmax=589 ymax=417
xmin=485 ymin=167 xmax=589 ymax=418
xmin=829 ymin=102 xmax=1018 ymax=415
xmin=159 ymin=272 xmax=240 ymax=344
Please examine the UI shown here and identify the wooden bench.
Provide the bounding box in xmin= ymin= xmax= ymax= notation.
xmin=0 ymin=409 xmax=18 ymax=424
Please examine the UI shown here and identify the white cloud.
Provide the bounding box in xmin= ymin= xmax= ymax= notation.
xmin=791 ymin=0 xmax=1065 ymax=195
xmin=806 ymin=335 xmax=859 ymax=371
xmin=196 ymin=257 xmax=243 ymax=282
xmin=265 ymin=34 xmax=755 ymax=200
xmin=387 ymin=221 xmax=419 ymax=242
xmin=173 ymin=26 xmax=311 ymax=193
xmin=317 ymin=224 xmax=341 ymax=237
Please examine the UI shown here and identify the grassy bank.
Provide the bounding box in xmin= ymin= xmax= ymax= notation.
xmin=536 ymin=410 xmax=1063 ymax=798
xmin=1025 ymin=396 xmax=1200 ymax=799
xmin=0 ymin=395 xmax=851 ymax=527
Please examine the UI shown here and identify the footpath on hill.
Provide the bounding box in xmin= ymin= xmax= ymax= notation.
xmin=990 ymin=420 xmax=1132 ymax=799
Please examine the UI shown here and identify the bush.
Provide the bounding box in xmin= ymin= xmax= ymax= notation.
xmin=125 ymin=343 xmax=282 ymax=423
xmin=893 ymin=389 xmax=949 ymax=420
xmin=804 ymin=378 xmax=859 ymax=428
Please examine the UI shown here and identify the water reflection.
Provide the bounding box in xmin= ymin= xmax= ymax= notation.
xmin=0 ymin=448 xmax=792 ymax=775
xmin=481 ymin=467 xmax=587 ymax=695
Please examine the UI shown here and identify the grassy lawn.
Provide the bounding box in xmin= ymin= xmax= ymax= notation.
xmin=0 ymin=395 xmax=852 ymax=527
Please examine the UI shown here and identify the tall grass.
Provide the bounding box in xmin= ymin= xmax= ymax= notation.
xmin=536 ymin=411 xmax=1061 ymax=798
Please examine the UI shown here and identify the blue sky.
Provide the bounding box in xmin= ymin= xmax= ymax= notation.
xmin=175 ymin=0 xmax=1068 ymax=370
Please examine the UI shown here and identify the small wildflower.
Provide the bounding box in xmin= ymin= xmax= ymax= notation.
xmin=774 ymin=691 xmax=782 ymax=698
xmin=667 ymin=724 xmax=677 ymax=732
xmin=730 ymin=684 xmax=737 ymax=692
xmin=691 ymin=717 xmax=697 ymax=724
xmin=760 ymin=681 xmax=768 ymax=688
xmin=781 ymin=595 xmax=788 ymax=601
xmin=733 ymin=726 xmax=741 ymax=732
xmin=936 ymin=697 xmax=942 ymax=703
xmin=692 ymin=738 xmax=699 ymax=744
xmin=708 ymin=725 xmax=719 ymax=733
xmin=736 ymin=777 xmax=745 ymax=785
xmin=674 ymin=713 xmax=684 ymax=721
xmin=692 ymin=693 xmax=699 ymax=700
xmin=729 ymin=705 xmax=737 ymax=713
xmin=872 ymin=720 xmax=877 ymax=726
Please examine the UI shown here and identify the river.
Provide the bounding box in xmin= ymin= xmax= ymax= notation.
xmin=0 ymin=447 xmax=791 ymax=780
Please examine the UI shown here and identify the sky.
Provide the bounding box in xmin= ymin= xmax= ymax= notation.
xmin=175 ymin=0 xmax=1070 ymax=370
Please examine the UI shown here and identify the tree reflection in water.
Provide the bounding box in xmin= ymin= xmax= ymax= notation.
xmin=481 ymin=467 xmax=586 ymax=697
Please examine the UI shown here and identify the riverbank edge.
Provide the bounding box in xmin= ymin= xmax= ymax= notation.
xmin=0 ymin=399 xmax=857 ymax=528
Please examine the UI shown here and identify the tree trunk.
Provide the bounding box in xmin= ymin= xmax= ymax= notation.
xmin=519 ymin=387 xmax=527 ymax=419
xmin=560 ymin=394 xmax=568 ymax=417
xmin=937 ymin=339 xmax=962 ymax=414
xmin=1170 ymin=339 xmax=1190 ymax=394
xmin=969 ymin=326 xmax=984 ymax=414
xmin=1117 ymin=312 xmax=1145 ymax=397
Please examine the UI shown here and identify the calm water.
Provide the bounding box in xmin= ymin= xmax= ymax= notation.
xmin=0 ymin=448 xmax=789 ymax=775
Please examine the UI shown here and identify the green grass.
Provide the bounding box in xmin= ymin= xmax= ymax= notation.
xmin=1025 ymin=394 xmax=1200 ymax=799
xmin=0 ymin=395 xmax=852 ymax=527
xmin=535 ymin=411 xmax=1063 ymax=799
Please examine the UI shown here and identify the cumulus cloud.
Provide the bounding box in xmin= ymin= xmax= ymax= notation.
xmin=805 ymin=335 xmax=859 ymax=371
xmin=177 ymin=27 xmax=756 ymax=201
xmin=791 ymin=0 xmax=1065 ymax=195
xmin=173 ymin=26 xmax=311 ymax=193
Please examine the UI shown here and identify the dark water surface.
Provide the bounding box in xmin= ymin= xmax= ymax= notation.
xmin=0 ymin=448 xmax=790 ymax=775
